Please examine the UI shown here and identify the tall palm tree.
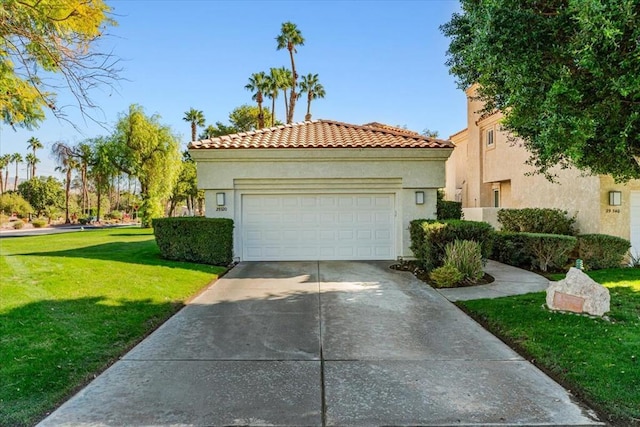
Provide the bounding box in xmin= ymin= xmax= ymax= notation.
xmin=183 ymin=108 xmax=206 ymax=142
xmin=299 ymin=73 xmax=326 ymax=121
xmin=276 ymin=22 xmax=305 ymax=123
xmin=26 ymin=137 xmax=43 ymax=177
xmin=245 ymin=72 xmax=269 ymax=129
xmin=277 ymin=67 xmax=293 ymax=123
xmin=75 ymin=142 xmax=93 ymax=216
xmin=11 ymin=153 xmax=22 ymax=191
xmin=52 ymin=142 xmax=77 ymax=223
xmin=0 ymin=154 xmax=10 ymax=193
xmin=265 ymin=69 xmax=281 ymax=126
xmin=25 ymin=153 xmax=38 ymax=180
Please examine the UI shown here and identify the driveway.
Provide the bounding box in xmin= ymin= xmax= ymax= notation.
xmin=39 ymin=261 xmax=601 ymax=426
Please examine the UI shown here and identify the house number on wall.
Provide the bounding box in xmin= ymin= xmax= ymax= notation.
xmin=605 ymin=209 xmax=621 ymax=214
xmin=216 ymin=207 xmax=227 ymax=212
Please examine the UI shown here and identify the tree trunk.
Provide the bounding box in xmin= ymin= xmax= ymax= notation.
xmin=271 ymin=95 xmax=276 ymax=126
xmin=96 ymin=186 xmax=101 ymax=223
xmin=191 ymin=122 xmax=197 ymax=141
xmin=257 ymin=98 xmax=264 ymax=129
xmin=65 ymin=169 xmax=71 ymax=223
xmin=14 ymin=162 xmax=19 ymax=191
xmin=287 ymin=47 xmax=297 ymax=123
xmin=305 ymin=93 xmax=312 ymax=121
xmin=283 ymin=90 xmax=289 ymax=122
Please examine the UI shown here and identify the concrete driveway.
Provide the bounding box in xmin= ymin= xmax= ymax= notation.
xmin=39 ymin=261 xmax=601 ymax=426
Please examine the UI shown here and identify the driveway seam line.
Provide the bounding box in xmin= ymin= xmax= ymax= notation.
xmin=318 ymin=260 xmax=327 ymax=427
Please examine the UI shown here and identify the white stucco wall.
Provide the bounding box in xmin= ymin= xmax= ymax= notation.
xmin=191 ymin=147 xmax=452 ymax=260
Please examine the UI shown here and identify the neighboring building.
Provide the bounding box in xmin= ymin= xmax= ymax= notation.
xmin=446 ymin=85 xmax=640 ymax=255
xmin=189 ymin=120 xmax=453 ymax=261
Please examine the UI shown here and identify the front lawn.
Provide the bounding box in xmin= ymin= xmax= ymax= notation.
xmin=0 ymin=227 xmax=225 ymax=427
xmin=459 ymin=268 xmax=640 ymax=426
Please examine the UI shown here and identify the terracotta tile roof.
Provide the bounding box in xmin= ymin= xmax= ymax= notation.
xmin=189 ymin=119 xmax=454 ymax=150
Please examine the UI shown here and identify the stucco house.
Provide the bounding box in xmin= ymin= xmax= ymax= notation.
xmin=445 ymin=86 xmax=640 ymax=256
xmin=189 ymin=120 xmax=453 ymax=261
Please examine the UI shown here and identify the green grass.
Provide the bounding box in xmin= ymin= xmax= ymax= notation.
xmin=460 ymin=268 xmax=640 ymax=426
xmin=0 ymin=227 xmax=225 ymax=427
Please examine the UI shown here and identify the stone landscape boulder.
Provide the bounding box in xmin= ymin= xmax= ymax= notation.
xmin=546 ymin=267 xmax=610 ymax=316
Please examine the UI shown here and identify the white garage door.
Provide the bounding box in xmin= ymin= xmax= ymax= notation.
xmin=242 ymin=194 xmax=395 ymax=261
xmin=631 ymin=192 xmax=640 ymax=258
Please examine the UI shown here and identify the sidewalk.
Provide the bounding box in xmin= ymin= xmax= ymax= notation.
xmin=437 ymin=259 xmax=549 ymax=301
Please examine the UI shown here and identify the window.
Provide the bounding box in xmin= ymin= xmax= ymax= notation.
xmin=486 ymin=129 xmax=494 ymax=147
xmin=493 ymin=189 xmax=500 ymax=207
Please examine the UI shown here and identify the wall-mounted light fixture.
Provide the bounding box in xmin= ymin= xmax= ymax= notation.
xmin=415 ymin=191 xmax=425 ymax=205
xmin=216 ymin=192 xmax=226 ymax=207
xmin=609 ymin=191 xmax=622 ymax=206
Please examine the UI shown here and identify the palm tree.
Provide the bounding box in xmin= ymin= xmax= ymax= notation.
xmin=276 ymin=22 xmax=305 ymax=123
xmin=11 ymin=153 xmax=22 ymax=191
xmin=245 ymin=72 xmax=269 ymax=129
xmin=277 ymin=67 xmax=293 ymax=123
xmin=299 ymin=73 xmax=326 ymax=121
xmin=52 ymin=142 xmax=77 ymax=223
xmin=25 ymin=153 xmax=38 ymax=180
xmin=0 ymin=154 xmax=10 ymax=193
xmin=75 ymin=142 xmax=93 ymax=216
xmin=26 ymin=137 xmax=43 ymax=177
xmin=265 ymin=69 xmax=280 ymax=126
xmin=183 ymin=108 xmax=206 ymax=142
xmin=200 ymin=124 xmax=218 ymax=139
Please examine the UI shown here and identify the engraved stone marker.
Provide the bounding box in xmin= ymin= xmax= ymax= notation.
xmin=546 ymin=267 xmax=610 ymax=316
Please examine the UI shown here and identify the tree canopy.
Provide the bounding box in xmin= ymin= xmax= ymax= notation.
xmin=110 ymin=105 xmax=181 ymax=226
xmin=442 ymin=0 xmax=640 ymax=181
xmin=1 ymin=0 xmax=119 ymax=129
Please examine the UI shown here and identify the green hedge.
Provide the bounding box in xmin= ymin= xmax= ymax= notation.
xmin=410 ymin=219 xmax=494 ymax=270
xmin=498 ymin=208 xmax=578 ymax=235
xmin=522 ymin=233 xmax=577 ymax=272
xmin=491 ymin=232 xmax=532 ymax=268
xmin=436 ymin=190 xmax=462 ymax=220
xmin=153 ymin=217 xmax=234 ymax=266
xmin=577 ymin=234 xmax=630 ymax=270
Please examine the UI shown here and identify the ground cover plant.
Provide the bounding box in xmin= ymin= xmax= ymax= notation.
xmin=0 ymin=227 xmax=225 ymax=427
xmin=459 ymin=268 xmax=640 ymax=426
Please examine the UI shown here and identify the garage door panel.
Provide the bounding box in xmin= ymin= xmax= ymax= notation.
xmin=242 ymin=194 xmax=395 ymax=261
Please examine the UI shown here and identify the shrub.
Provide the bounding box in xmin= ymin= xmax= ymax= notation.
xmin=444 ymin=240 xmax=484 ymax=282
xmin=78 ymin=217 xmax=90 ymax=225
xmin=32 ymin=219 xmax=47 ymax=228
xmin=577 ymin=234 xmax=630 ymax=270
xmin=12 ymin=221 xmax=24 ymax=229
xmin=429 ymin=264 xmax=464 ymax=288
xmin=153 ymin=217 xmax=234 ymax=266
xmin=0 ymin=192 xmax=33 ymax=218
xmin=105 ymin=211 xmax=123 ymax=220
xmin=411 ymin=219 xmax=494 ymax=270
xmin=522 ymin=233 xmax=577 ymax=272
xmin=498 ymin=208 xmax=578 ymax=235
xmin=436 ymin=190 xmax=463 ymax=220
xmin=491 ymin=232 xmax=532 ymax=268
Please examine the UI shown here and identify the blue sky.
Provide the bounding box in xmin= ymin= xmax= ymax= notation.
xmin=0 ymin=0 xmax=465 ymax=177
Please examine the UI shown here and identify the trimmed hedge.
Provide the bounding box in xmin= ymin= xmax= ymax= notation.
xmin=523 ymin=233 xmax=577 ymax=272
xmin=410 ymin=219 xmax=494 ymax=270
xmin=436 ymin=190 xmax=463 ymax=220
xmin=153 ymin=217 xmax=234 ymax=266
xmin=491 ymin=232 xmax=532 ymax=268
xmin=577 ymin=234 xmax=630 ymax=270
xmin=498 ymin=208 xmax=577 ymax=235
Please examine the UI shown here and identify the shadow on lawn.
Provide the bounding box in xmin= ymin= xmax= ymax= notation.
xmin=0 ymin=296 xmax=183 ymax=427
xmin=16 ymin=240 xmax=226 ymax=273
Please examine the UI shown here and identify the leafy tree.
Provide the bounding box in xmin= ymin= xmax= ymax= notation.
xmin=110 ymin=104 xmax=181 ymax=227
xmin=89 ymin=137 xmax=118 ymax=222
xmin=26 ymin=137 xmax=42 ymax=177
xmin=1 ymin=0 xmax=119 ymax=129
xmin=299 ymin=73 xmax=325 ymax=121
xmin=200 ymin=124 xmax=218 ymax=139
xmin=422 ymin=129 xmax=440 ymax=138
xmin=10 ymin=153 xmax=22 ymax=191
xmin=276 ymin=22 xmax=305 ymax=123
xmin=51 ymin=142 xmax=77 ymax=223
xmin=169 ymin=152 xmax=199 ymax=216
xmin=0 ymin=192 xmax=33 ymax=217
xmin=245 ymin=72 xmax=269 ymax=129
xmin=183 ymin=108 xmax=206 ymax=142
xmin=442 ymin=1 xmax=640 ymax=180
xmin=0 ymin=154 xmax=9 ymax=193
xmin=229 ymin=104 xmax=273 ymax=132
xmin=24 ymin=153 xmax=38 ymax=180
xmin=18 ymin=176 xmax=64 ymax=217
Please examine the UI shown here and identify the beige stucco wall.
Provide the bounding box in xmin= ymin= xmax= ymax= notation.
xmin=446 ymin=85 xmax=640 ymax=240
xmin=191 ymin=147 xmax=452 ymax=260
